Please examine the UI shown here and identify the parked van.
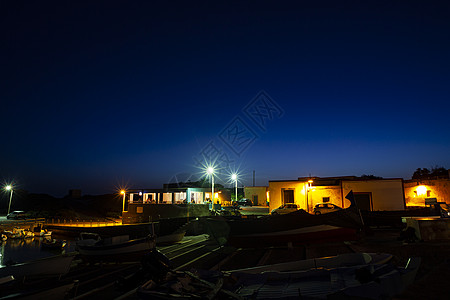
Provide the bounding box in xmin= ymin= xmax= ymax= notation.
xmin=7 ymin=211 xmax=27 ymax=220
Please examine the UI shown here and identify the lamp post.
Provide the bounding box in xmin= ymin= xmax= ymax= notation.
xmin=306 ymin=180 xmax=313 ymax=213
xmin=5 ymin=185 xmax=13 ymax=215
xmin=207 ymin=167 xmax=214 ymax=203
xmin=120 ymin=190 xmax=126 ymax=212
xmin=231 ymin=173 xmax=238 ymax=202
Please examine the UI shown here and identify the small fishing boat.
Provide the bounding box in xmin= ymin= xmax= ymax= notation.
xmin=136 ymin=256 xmax=421 ymax=300
xmin=75 ymin=233 xmax=156 ymax=261
xmin=22 ymin=230 xmax=34 ymax=239
xmin=156 ymin=231 xmax=186 ymax=245
xmin=0 ymin=277 xmax=76 ymax=300
xmin=226 ymin=252 xmax=393 ymax=274
xmin=34 ymin=229 xmax=52 ymax=237
xmin=229 ymin=257 xmax=421 ymax=299
xmin=0 ymin=275 xmax=14 ymax=285
xmin=216 ymin=206 xmax=364 ymax=247
xmin=0 ymin=254 xmax=75 ymax=279
xmin=3 ymin=228 xmax=25 ymax=239
xmin=41 ymin=238 xmax=67 ymax=250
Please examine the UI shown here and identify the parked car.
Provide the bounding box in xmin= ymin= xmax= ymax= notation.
xmin=313 ymin=203 xmax=342 ymax=215
xmin=233 ymin=199 xmax=253 ymax=207
xmin=6 ymin=211 xmax=27 ymax=220
xmin=271 ymin=204 xmax=298 ymax=215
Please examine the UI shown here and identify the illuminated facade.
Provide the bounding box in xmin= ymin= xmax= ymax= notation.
xmin=244 ymin=186 xmax=269 ymax=206
xmin=121 ymin=185 xmax=231 ymax=223
xmin=404 ymin=179 xmax=450 ymax=207
xmin=268 ymin=177 xmax=405 ymax=213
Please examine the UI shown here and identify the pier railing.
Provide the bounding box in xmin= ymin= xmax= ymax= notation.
xmin=44 ymin=218 xmax=122 ymax=227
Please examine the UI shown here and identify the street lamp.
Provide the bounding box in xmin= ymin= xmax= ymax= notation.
xmin=207 ymin=167 xmax=214 ymax=203
xmin=5 ymin=185 xmax=13 ymax=215
xmin=231 ymin=173 xmax=238 ymax=202
xmin=306 ymin=180 xmax=313 ymax=213
xmin=120 ymin=190 xmax=126 ymax=212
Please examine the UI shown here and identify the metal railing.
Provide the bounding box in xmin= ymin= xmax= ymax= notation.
xmin=44 ymin=218 xmax=122 ymax=227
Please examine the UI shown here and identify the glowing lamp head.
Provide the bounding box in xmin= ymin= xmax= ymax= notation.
xmin=416 ymin=185 xmax=427 ymax=196
xmin=5 ymin=185 xmax=12 ymax=191
xmin=120 ymin=190 xmax=125 ymax=195
xmin=308 ymin=180 xmax=313 ymax=183
xmin=207 ymin=167 xmax=214 ymax=175
xmin=231 ymin=174 xmax=237 ymax=181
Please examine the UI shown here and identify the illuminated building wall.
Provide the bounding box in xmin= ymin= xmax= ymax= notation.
xmin=306 ymin=185 xmax=342 ymax=212
xmin=244 ymin=186 xmax=268 ymax=206
xmin=268 ymin=177 xmax=405 ymax=213
xmin=404 ymin=179 xmax=450 ymax=207
xmin=268 ymin=180 xmax=308 ymax=211
xmin=342 ymin=179 xmax=405 ymax=211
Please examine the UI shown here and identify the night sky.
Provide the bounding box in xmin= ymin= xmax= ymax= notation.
xmin=1 ymin=1 xmax=449 ymax=197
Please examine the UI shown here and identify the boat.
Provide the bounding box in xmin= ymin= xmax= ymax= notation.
xmin=156 ymin=231 xmax=186 ymax=245
xmin=136 ymin=256 xmax=420 ymax=300
xmin=75 ymin=233 xmax=156 ymax=261
xmin=0 ymin=275 xmax=14 ymax=285
xmin=210 ymin=205 xmax=364 ymax=247
xmin=22 ymin=229 xmax=34 ymax=239
xmin=0 ymin=254 xmax=75 ymax=279
xmin=3 ymin=281 xmax=76 ymax=300
xmin=3 ymin=228 xmax=25 ymax=239
xmin=33 ymin=229 xmax=52 ymax=237
xmin=228 ymin=257 xmax=421 ymax=299
xmin=226 ymin=252 xmax=393 ymax=274
xmin=41 ymin=238 xmax=67 ymax=250
xmin=0 ymin=276 xmax=76 ymax=300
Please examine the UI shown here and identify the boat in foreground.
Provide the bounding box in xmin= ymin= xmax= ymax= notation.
xmin=136 ymin=255 xmax=420 ymax=300
xmin=226 ymin=252 xmax=393 ymax=274
xmin=76 ymin=233 xmax=156 ymax=261
xmin=0 ymin=253 xmax=75 ymax=279
xmin=212 ymin=206 xmax=364 ymax=247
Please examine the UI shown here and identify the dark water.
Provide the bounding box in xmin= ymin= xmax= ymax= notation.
xmin=0 ymin=236 xmax=77 ymax=266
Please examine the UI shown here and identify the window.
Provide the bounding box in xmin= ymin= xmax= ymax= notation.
xmin=322 ymin=197 xmax=330 ymax=203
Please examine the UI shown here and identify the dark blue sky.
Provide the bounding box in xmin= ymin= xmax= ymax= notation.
xmin=1 ymin=0 xmax=449 ymax=196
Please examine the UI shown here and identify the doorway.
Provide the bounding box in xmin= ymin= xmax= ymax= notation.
xmin=353 ymin=192 xmax=372 ymax=211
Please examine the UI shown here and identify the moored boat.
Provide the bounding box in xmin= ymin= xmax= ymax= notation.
xmin=136 ymin=256 xmax=420 ymax=300
xmin=212 ymin=205 xmax=364 ymax=247
xmin=226 ymin=252 xmax=393 ymax=274
xmin=0 ymin=253 xmax=75 ymax=279
xmin=41 ymin=238 xmax=67 ymax=250
xmin=229 ymin=257 xmax=421 ymax=299
xmin=75 ymin=233 xmax=156 ymax=261
xmin=156 ymin=231 xmax=186 ymax=245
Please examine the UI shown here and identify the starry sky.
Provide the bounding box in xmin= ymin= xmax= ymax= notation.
xmin=1 ymin=0 xmax=449 ymax=197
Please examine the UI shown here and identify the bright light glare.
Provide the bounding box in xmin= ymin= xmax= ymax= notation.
xmin=120 ymin=190 xmax=125 ymax=194
xmin=231 ymin=174 xmax=237 ymax=181
xmin=416 ymin=185 xmax=427 ymax=196
xmin=207 ymin=167 xmax=214 ymax=175
xmin=5 ymin=185 xmax=12 ymax=191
